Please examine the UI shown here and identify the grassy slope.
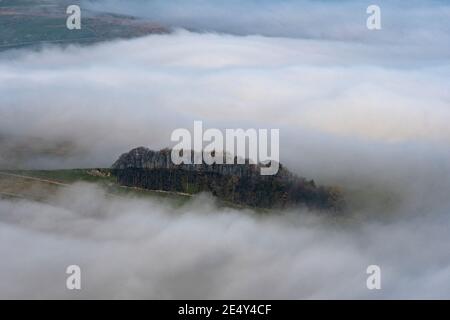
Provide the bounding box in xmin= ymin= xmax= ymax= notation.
xmin=0 ymin=169 xmax=192 ymax=206
xmin=0 ymin=169 xmax=399 ymax=219
xmin=0 ymin=168 xmax=270 ymax=214
xmin=0 ymin=169 xmax=257 ymax=211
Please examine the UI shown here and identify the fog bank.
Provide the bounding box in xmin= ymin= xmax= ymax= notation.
xmin=1 ymin=183 xmax=449 ymax=299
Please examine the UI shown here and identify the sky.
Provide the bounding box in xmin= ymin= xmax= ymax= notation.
xmin=0 ymin=0 xmax=449 ymax=299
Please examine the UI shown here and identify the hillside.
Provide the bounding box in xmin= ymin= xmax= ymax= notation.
xmin=0 ymin=169 xmax=191 ymax=206
xmin=0 ymin=0 xmax=168 ymax=51
xmin=112 ymin=147 xmax=345 ymax=211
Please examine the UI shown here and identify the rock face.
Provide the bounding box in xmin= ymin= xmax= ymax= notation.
xmin=111 ymin=147 xmax=344 ymax=211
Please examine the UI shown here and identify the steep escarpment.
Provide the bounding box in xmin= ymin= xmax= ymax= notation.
xmin=111 ymin=147 xmax=344 ymax=211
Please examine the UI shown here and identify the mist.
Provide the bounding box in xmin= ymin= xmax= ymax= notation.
xmin=0 ymin=182 xmax=449 ymax=299
xmin=1 ymin=0 xmax=450 ymax=299
xmin=1 ymin=30 xmax=449 ymax=196
xmin=83 ymin=0 xmax=450 ymax=49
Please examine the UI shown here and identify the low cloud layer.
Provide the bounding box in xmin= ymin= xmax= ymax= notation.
xmin=1 ymin=30 xmax=449 ymax=199
xmin=1 ymin=31 xmax=449 ymax=169
xmin=1 ymin=183 xmax=449 ymax=299
xmin=84 ymin=0 xmax=450 ymax=48
xmin=1 ymin=0 xmax=449 ymax=299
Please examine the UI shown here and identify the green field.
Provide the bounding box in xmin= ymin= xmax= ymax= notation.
xmin=0 ymin=0 xmax=167 ymax=51
xmin=0 ymin=168 xmax=193 ymax=205
xmin=0 ymin=168 xmax=260 ymax=212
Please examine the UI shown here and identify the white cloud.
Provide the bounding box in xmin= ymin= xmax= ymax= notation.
xmin=1 ymin=31 xmax=449 ymax=170
xmin=83 ymin=0 xmax=450 ymax=48
xmin=1 ymin=183 xmax=449 ymax=299
xmin=1 ymin=0 xmax=450 ymax=299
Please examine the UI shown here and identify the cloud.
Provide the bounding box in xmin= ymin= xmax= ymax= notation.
xmin=1 ymin=30 xmax=449 ymax=213
xmin=83 ymin=0 xmax=450 ymax=47
xmin=1 ymin=0 xmax=450 ymax=299
xmin=1 ymin=31 xmax=449 ymax=169
xmin=0 ymin=182 xmax=449 ymax=299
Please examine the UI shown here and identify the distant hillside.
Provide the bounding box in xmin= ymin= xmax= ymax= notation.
xmin=112 ymin=147 xmax=345 ymax=211
xmin=0 ymin=0 xmax=168 ymax=51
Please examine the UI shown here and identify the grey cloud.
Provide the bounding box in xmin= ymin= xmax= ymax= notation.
xmin=0 ymin=183 xmax=449 ymax=299
xmin=83 ymin=0 xmax=450 ymax=50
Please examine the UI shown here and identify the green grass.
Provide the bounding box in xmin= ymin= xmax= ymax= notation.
xmin=8 ymin=168 xmax=114 ymax=183
xmin=2 ymin=168 xmax=193 ymax=206
xmin=0 ymin=168 xmax=262 ymax=210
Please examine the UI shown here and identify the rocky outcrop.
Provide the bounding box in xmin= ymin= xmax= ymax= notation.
xmin=111 ymin=147 xmax=344 ymax=211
